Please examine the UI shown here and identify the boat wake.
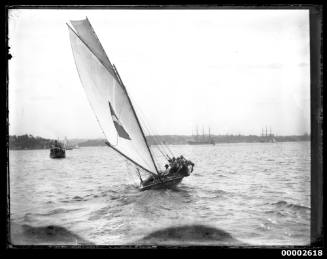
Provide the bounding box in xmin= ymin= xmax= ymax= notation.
xmin=272 ymin=200 xmax=310 ymax=212
xmin=24 ymin=208 xmax=83 ymax=218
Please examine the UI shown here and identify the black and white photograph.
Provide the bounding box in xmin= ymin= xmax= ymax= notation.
xmin=6 ymin=6 xmax=321 ymax=248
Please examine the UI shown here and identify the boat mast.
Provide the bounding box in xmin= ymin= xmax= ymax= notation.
xmin=196 ymin=126 xmax=199 ymax=141
xmin=112 ymin=65 xmax=160 ymax=174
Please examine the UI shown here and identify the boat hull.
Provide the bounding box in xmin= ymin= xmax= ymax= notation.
xmin=140 ymin=176 xmax=184 ymax=191
xmin=50 ymin=153 xmax=66 ymax=158
xmin=50 ymin=148 xmax=66 ymax=159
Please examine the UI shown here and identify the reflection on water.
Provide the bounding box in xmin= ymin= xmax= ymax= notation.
xmin=9 ymin=142 xmax=310 ymax=246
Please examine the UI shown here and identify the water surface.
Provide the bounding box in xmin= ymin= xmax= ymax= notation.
xmin=9 ymin=142 xmax=310 ymax=246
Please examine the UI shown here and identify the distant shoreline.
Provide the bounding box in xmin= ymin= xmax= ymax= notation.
xmin=9 ymin=134 xmax=310 ymax=150
xmin=9 ymin=141 xmax=311 ymax=151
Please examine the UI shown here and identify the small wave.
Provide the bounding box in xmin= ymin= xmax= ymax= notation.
xmin=72 ymin=196 xmax=85 ymax=201
xmin=207 ymin=189 xmax=232 ymax=199
xmin=46 ymin=208 xmax=82 ymax=216
xmin=61 ymin=194 xmax=93 ymax=203
xmin=265 ymin=210 xmax=286 ymax=217
xmin=88 ymin=205 xmax=115 ymax=221
xmin=215 ymin=189 xmax=228 ymax=195
xmin=272 ymin=201 xmax=310 ymax=211
xmin=23 ymin=208 xmax=83 ymax=218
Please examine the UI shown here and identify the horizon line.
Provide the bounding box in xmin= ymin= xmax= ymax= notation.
xmin=8 ymin=133 xmax=311 ymax=140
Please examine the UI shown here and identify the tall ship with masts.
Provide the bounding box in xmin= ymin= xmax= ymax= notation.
xmin=67 ymin=18 xmax=194 ymax=191
xmin=64 ymin=137 xmax=75 ymax=150
xmin=260 ymin=127 xmax=277 ymax=143
xmin=188 ymin=127 xmax=215 ymax=145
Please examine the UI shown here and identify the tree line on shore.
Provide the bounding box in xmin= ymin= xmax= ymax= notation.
xmin=9 ymin=135 xmax=57 ymax=150
xmin=9 ymin=133 xmax=310 ymax=150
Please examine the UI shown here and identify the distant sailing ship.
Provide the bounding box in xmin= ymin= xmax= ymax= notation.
xmin=188 ymin=127 xmax=215 ymax=145
xmin=67 ymin=18 xmax=194 ymax=191
xmin=64 ymin=137 xmax=75 ymax=150
xmin=260 ymin=127 xmax=277 ymax=143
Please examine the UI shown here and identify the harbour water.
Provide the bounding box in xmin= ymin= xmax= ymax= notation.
xmin=9 ymin=142 xmax=310 ymax=246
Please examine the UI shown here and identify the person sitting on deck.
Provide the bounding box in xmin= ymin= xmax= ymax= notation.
xmin=162 ymin=164 xmax=170 ymax=176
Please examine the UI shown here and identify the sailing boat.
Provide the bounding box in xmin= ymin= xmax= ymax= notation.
xmin=188 ymin=127 xmax=215 ymax=145
xmin=64 ymin=137 xmax=74 ymax=150
xmin=67 ymin=18 xmax=194 ymax=191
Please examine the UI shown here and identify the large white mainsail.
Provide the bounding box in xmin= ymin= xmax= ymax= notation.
xmin=67 ymin=18 xmax=158 ymax=175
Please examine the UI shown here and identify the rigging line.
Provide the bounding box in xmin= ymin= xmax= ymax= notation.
xmin=137 ymin=115 xmax=170 ymax=161
xmin=113 ymin=65 xmax=157 ymax=168
xmin=112 ymin=86 xmax=157 ymax=171
xmin=131 ymin=136 xmax=157 ymax=174
xmin=109 ymin=97 xmax=156 ymax=172
xmin=111 ymin=89 xmax=158 ymax=172
xmin=132 ymin=101 xmax=174 ymax=158
xmin=111 ymin=104 xmax=154 ymax=171
xmin=112 ymin=65 xmax=159 ymax=174
xmin=145 ymin=122 xmax=174 ymax=157
xmin=110 ymin=82 xmax=155 ymax=172
xmin=144 ymin=139 xmax=164 ymax=165
xmin=145 ymin=128 xmax=171 ymax=158
xmin=142 ymin=124 xmax=167 ymax=159
xmin=153 ymin=140 xmax=171 ymax=161
xmin=104 ymin=44 xmax=173 ymax=158
xmin=137 ymin=112 xmax=170 ymax=156
xmin=140 ymin=117 xmax=174 ymax=158
xmin=113 ymin=111 xmax=159 ymax=174
xmin=112 ymin=73 xmax=156 ymax=173
xmin=152 ymin=150 xmax=169 ymax=167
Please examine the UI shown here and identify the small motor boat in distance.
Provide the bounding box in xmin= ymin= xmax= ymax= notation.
xmin=50 ymin=140 xmax=66 ymax=159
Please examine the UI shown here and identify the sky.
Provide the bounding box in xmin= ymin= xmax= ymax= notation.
xmin=8 ymin=8 xmax=311 ymax=139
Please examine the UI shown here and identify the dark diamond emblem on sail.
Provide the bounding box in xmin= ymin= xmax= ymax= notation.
xmin=108 ymin=102 xmax=131 ymax=140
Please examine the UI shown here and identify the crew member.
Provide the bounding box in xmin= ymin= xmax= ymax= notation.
xmin=163 ymin=164 xmax=170 ymax=176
